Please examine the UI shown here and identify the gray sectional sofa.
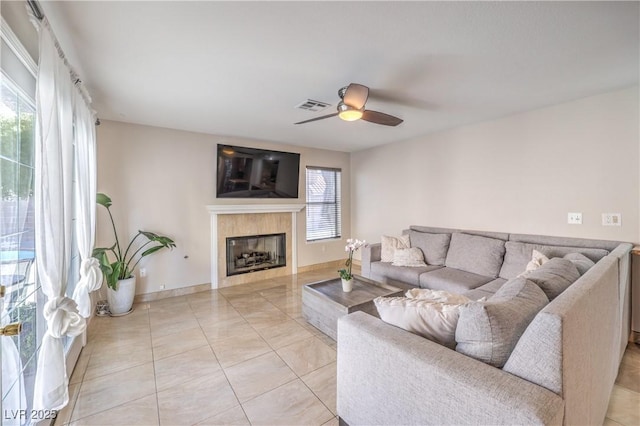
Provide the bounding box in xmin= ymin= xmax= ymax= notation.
xmin=338 ymin=226 xmax=632 ymax=425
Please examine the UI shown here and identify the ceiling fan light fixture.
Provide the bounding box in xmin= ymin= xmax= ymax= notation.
xmin=337 ymin=102 xmax=363 ymax=121
xmin=339 ymin=109 xmax=363 ymax=121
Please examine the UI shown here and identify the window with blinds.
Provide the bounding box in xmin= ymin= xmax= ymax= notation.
xmin=305 ymin=166 xmax=341 ymax=242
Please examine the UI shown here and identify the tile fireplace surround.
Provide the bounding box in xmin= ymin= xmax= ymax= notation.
xmin=207 ymin=204 xmax=305 ymax=289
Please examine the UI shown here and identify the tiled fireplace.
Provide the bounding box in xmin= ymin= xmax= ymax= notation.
xmin=207 ymin=204 xmax=305 ymax=288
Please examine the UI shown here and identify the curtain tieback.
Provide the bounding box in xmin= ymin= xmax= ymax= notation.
xmin=72 ymin=258 xmax=103 ymax=318
xmin=79 ymin=257 xmax=102 ymax=292
xmin=43 ymin=297 xmax=85 ymax=338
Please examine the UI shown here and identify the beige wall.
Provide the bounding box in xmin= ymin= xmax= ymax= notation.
xmin=96 ymin=121 xmax=350 ymax=295
xmin=351 ymin=87 xmax=640 ymax=247
xmin=96 ymin=87 xmax=639 ymax=295
xmin=1 ymin=1 xmax=39 ymax=61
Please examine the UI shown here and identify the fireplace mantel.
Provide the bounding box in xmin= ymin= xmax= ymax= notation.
xmin=206 ymin=204 xmax=306 ymax=215
xmin=206 ymin=204 xmax=305 ymax=288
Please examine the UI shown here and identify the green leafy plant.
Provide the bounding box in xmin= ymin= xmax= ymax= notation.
xmin=93 ymin=193 xmax=176 ymax=290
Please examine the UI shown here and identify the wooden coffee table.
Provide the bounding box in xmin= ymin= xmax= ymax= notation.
xmin=302 ymin=275 xmax=409 ymax=340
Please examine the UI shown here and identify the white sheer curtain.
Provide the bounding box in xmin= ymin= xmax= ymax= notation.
xmin=72 ymin=90 xmax=102 ymax=318
xmin=32 ymin=19 xmax=86 ymax=411
xmin=1 ymin=303 xmax=26 ymax=426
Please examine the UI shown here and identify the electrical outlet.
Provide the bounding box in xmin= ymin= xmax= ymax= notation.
xmin=159 ymin=285 xmax=165 ymax=290
xmin=602 ymin=213 xmax=622 ymax=226
xmin=140 ymin=268 xmax=147 ymax=277
xmin=567 ymin=212 xmax=582 ymax=225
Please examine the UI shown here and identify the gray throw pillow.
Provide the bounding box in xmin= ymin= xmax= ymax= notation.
xmin=525 ymin=258 xmax=580 ymax=300
xmin=408 ymin=230 xmax=451 ymax=266
xmin=455 ymin=277 xmax=549 ymax=368
xmin=445 ymin=233 xmax=506 ymax=278
xmin=563 ymin=252 xmax=595 ymax=276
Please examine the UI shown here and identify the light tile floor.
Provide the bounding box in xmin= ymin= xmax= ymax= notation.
xmin=55 ymin=268 xmax=640 ymax=425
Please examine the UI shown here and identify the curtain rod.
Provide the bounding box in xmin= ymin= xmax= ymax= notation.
xmin=27 ymin=0 xmax=44 ymax=21
xmin=26 ymin=0 xmax=100 ymax=125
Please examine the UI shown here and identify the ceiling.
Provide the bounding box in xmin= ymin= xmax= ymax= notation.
xmin=40 ymin=1 xmax=639 ymax=153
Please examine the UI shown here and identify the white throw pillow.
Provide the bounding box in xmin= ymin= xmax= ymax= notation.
xmin=374 ymin=290 xmax=471 ymax=348
xmin=392 ymin=247 xmax=427 ymax=267
xmin=405 ymin=288 xmax=471 ymax=304
xmin=518 ymin=249 xmax=550 ymax=277
xmin=380 ymin=234 xmax=410 ymax=262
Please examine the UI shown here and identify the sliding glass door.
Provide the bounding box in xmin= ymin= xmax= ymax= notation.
xmin=1 ymin=71 xmax=43 ymax=426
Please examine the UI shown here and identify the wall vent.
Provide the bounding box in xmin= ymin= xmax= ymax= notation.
xmin=295 ymin=99 xmax=331 ymax=112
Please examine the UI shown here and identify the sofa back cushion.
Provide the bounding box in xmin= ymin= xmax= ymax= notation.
xmin=409 ymin=226 xmax=509 ymax=241
xmin=408 ymin=230 xmax=451 ymax=266
xmin=455 ymin=277 xmax=549 ymax=368
xmin=564 ymin=252 xmax=596 ymax=276
xmin=499 ymin=241 xmax=609 ymax=279
xmin=524 ymin=258 xmax=580 ymax=301
xmin=445 ymin=233 xmax=506 ymax=278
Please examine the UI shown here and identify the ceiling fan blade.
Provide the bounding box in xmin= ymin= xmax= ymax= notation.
xmin=369 ymin=88 xmax=438 ymax=111
xmin=361 ymin=110 xmax=403 ymax=126
xmin=343 ymin=83 xmax=369 ymax=109
xmin=294 ymin=112 xmax=339 ymax=125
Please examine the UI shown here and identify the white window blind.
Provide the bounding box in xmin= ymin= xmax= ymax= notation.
xmin=306 ymin=166 xmax=341 ymax=242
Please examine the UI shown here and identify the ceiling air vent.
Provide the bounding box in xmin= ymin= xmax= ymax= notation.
xmin=295 ymin=99 xmax=331 ymax=112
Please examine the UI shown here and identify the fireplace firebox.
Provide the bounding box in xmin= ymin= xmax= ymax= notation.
xmin=226 ymin=233 xmax=286 ymax=276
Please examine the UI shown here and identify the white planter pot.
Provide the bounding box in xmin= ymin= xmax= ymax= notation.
xmin=107 ymin=277 xmax=136 ymax=315
xmin=341 ymin=278 xmax=353 ymax=292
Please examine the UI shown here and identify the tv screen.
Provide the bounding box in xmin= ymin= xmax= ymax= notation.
xmin=216 ymin=144 xmax=300 ymax=198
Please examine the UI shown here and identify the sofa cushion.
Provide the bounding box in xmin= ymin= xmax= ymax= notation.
xmin=462 ymin=288 xmax=494 ymax=301
xmin=408 ymin=230 xmax=451 ymax=266
xmin=455 ymin=277 xmax=549 ymax=368
xmin=525 ymin=258 xmax=580 ymax=300
xmin=370 ymin=261 xmax=442 ymax=286
xmin=563 ymin=252 xmax=596 ymax=275
xmin=444 ymin=233 xmax=506 ymax=278
xmin=374 ymin=290 xmax=471 ymax=348
xmin=462 ymin=278 xmax=506 ymax=301
xmin=419 ymin=267 xmax=493 ymax=293
xmin=392 ymin=247 xmax=427 ymax=267
xmin=381 ymin=234 xmax=410 ymax=262
xmin=499 ymin=241 xmax=609 ymax=280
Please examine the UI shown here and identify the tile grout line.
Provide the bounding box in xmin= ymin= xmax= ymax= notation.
xmin=146 ymin=306 xmax=163 ymax=426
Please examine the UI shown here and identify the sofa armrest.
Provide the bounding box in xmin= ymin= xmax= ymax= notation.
xmin=337 ymin=312 xmax=564 ymax=425
xmin=361 ymin=243 xmax=381 ymax=278
xmin=607 ymin=243 xmax=633 ymax=362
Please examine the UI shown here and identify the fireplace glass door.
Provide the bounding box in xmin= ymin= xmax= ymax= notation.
xmin=226 ymin=233 xmax=286 ymax=276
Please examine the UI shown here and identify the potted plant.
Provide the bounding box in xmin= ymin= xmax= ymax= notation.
xmin=338 ymin=238 xmax=365 ymax=292
xmin=93 ymin=193 xmax=176 ymax=315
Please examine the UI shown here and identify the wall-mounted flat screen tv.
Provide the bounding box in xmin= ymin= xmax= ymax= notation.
xmin=216 ymin=144 xmax=301 ymax=198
